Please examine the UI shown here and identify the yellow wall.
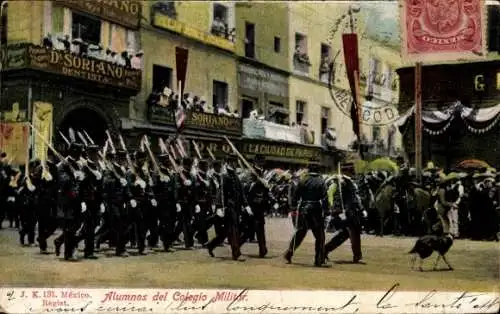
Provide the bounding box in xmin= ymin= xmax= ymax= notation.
xmin=6 ymin=0 xmax=43 ymax=45
xmin=136 ymin=27 xmax=237 ymax=120
xmin=235 ymin=3 xmax=289 ymax=71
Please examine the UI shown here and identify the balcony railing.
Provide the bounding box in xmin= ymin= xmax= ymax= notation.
xmin=1 ymin=44 xmax=142 ymax=90
xmin=148 ymin=105 xmax=242 ymax=135
xmin=243 ymin=118 xmax=309 ymax=144
xmin=151 ymin=10 xmax=235 ymax=53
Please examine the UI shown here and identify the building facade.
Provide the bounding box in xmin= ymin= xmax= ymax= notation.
xmin=1 ymin=0 xmax=143 ymax=154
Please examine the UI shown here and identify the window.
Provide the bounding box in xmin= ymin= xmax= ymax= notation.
xmin=321 ymin=107 xmax=330 ymax=135
xmin=274 ymin=36 xmax=281 ymax=53
xmin=319 ymin=43 xmax=331 ymax=82
xmin=0 ymin=3 xmax=7 ymax=45
xmin=245 ymin=22 xmax=255 ymax=58
xmin=213 ymin=80 xmax=228 ymax=110
xmin=214 ymin=3 xmax=228 ymax=24
xmin=71 ymin=12 xmax=101 ymax=45
xmin=211 ymin=3 xmax=229 ymax=38
xmin=294 ymin=33 xmax=309 ymax=73
xmin=294 ymin=33 xmax=307 ymax=56
xmin=152 ymin=65 xmax=173 ymax=92
xmin=152 ymin=1 xmax=177 ymax=19
xmin=488 ymin=5 xmax=500 ymax=52
xmin=296 ymin=100 xmax=306 ymax=125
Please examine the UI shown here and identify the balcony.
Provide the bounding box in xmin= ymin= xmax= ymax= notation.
xmin=243 ymin=118 xmax=318 ymax=145
xmin=148 ymin=106 xmax=242 ymax=136
xmin=1 ymin=44 xmax=142 ymax=91
xmin=151 ymin=10 xmax=235 ymax=53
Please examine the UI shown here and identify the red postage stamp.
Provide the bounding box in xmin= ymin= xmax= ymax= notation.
xmin=400 ymin=0 xmax=486 ymax=62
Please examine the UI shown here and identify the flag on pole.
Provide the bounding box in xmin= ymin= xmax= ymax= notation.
xmin=175 ymin=47 xmax=189 ymax=133
xmin=342 ymin=33 xmax=361 ymax=139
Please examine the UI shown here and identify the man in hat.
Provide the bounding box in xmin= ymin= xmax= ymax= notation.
xmin=0 ymin=151 xmax=8 ymax=228
xmin=18 ymin=159 xmax=40 ymax=246
xmin=205 ymin=159 xmax=225 ymax=241
xmin=206 ymin=152 xmax=248 ymax=260
xmin=284 ymin=162 xmax=328 ymax=267
xmin=174 ymin=157 xmax=196 ymax=249
xmin=240 ymin=155 xmax=269 ymax=257
xmin=37 ymin=151 xmax=59 ymax=254
xmin=54 ymin=142 xmax=86 ymax=261
xmin=433 ymin=173 xmax=461 ymax=236
xmin=154 ymin=153 xmax=176 ymax=251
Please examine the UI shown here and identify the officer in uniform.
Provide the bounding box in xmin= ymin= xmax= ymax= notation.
xmin=37 ymin=153 xmax=59 ymax=254
xmin=18 ymin=160 xmax=39 ymax=246
xmin=193 ymin=159 xmax=212 ymax=246
xmin=324 ymin=175 xmax=364 ymax=263
xmin=206 ymin=153 xmax=249 ymax=260
xmin=284 ymin=163 xmax=328 ymax=267
xmin=0 ymin=151 xmax=8 ymax=228
xmin=240 ymin=159 xmax=269 ymax=258
xmin=205 ymin=160 xmax=225 ymax=241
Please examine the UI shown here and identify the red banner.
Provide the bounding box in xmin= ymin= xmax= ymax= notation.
xmin=342 ymin=33 xmax=361 ymax=138
xmin=175 ymin=47 xmax=189 ymax=95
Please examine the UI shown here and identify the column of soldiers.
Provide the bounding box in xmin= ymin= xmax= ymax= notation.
xmin=0 ymin=133 xmax=270 ymax=262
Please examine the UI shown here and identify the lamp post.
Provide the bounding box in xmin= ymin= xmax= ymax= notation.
xmin=0 ymin=0 xmax=8 ymax=116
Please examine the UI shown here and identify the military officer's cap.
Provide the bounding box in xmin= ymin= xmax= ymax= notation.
xmin=198 ymin=159 xmax=209 ymax=167
xmin=115 ymin=149 xmax=127 ymax=157
xmin=182 ymin=157 xmax=193 ymax=167
xmin=225 ymin=151 xmax=239 ymax=162
xmin=86 ymin=144 xmax=100 ymax=152
xmin=0 ymin=151 xmax=6 ymax=158
xmin=68 ymin=142 xmax=84 ymax=152
xmin=157 ymin=153 xmax=170 ymax=161
xmin=135 ymin=150 xmax=148 ymax=160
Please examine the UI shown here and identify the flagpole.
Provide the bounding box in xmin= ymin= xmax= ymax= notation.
xmin=353 ymin=70 xmax=363 ymax=159
xmin=414 ymin=62 xmax=423 ymax=182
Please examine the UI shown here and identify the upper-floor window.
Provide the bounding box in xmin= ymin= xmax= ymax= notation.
xmin=72 ymin=12 xmax=101 ymax=46
xmin=152 ymin=1 xmax=177 ymax=19
xmin=319 ymin=43 xmax=331 ymax=82
xmin=0 ymin=3 xmax=7 ymax=45
xmin=294 ymin=33 xmax=310 ymax=73
xmin=274 ymin=36 xmax=281 ymax=53
xmin=245 ymin=22 xmax=255 ymax=58
xmin=213 ymin=80 xmax=229 ymax=112
xmin=296 ymin=100 xmax=306 ymax=125
xmin=153 ymin=65 xmax=173 ymax=92
xmin=488 ymin=5 xmax=500 ymax=53
xmin=321 ymin=107 xmax=330 ymax=135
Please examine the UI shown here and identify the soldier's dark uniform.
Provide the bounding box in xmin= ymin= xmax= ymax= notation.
xmin=204 ymin=160 xmax=225 ymax=241
xmin=206 ymin=155 xmax=247 ymax=260
xmin=154 ymin=154 xmax=177 ymax=251
xmin=285 ymin=166 xmax=328 ymax=267
xmin=193 ymin=160 xmax=212 ymax=246
xmin=76 ymin=145 xmax=103 ymax=259
xmin=240 ymin=169 xmax=269 ymax=257
xmin=37 ymin=158 xmax=59 ymax=253
xmin=324 ymin=176 xmax=363 ymax=263
xmin=54 ymin=144 xmax=85 ymax=261
xmin=18 ymin=162 xmax=39 ymax=246
xmin=0 ymin=152 xmax=8 ymax=228
xmin=174 ymin=157 xmax=197 ymax=249
xmin=102 ymin=150 xmax=133 ymax=257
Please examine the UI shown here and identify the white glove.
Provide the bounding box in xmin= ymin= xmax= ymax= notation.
xmin=216 ymin=208 xmax=224 ymax=217
xmin=120 ymin=178 xmax=128 ymax=187
xmin=273 ymin=203 xmax=279 ymax=210
xmin=81 ymin=202 xmax=87 ymax=213
xmin=339 ymin=212 xmax=347 ymax=220
xmin=362 ymin=210 xmax=368 ymax=218
xmin=130 ymin=199 xmax=137 ymax=208
xmin=176 ymin=203 xmax=181 ymax=212
xmin=136 ymin=179 xmax=146 ymax=189
xmin=195 ymin=204 xmax=201 ymax=213
xmin=213 ymin=180 xmax=219 ymax=189
xmin=7 ymin=196 xmax=15 ymax=203
xmin=151 ymin=199 xmax=157 ymax=207
xmin=100 ymin=203 xmax=105 ymax=213
xmin=245 ymin=205 xmax=253 ymax=216
xmin=184 ymin=179 xmax=192 ymax=186
xmin=159 ymin=174 xmax=170 ymax=183
xmin=92 ymin=170 xmax=102 ymax=181
xmin=74 ymin=170 xmax=85 ymax=181
xmin=27 ymin=183 xmax=36 ymax=192
xmin=211 ymin=204 xmax=216 ymax=211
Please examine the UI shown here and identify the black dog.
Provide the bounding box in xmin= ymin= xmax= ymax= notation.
xmin=409 ymin=234 xmax=454 ymax=271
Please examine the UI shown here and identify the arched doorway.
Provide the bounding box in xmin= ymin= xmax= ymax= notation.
xmin=58 ymin=107 xmax=109 ymax=148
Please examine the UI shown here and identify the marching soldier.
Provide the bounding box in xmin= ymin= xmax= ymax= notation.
xmin=205 ymin=160 xmax=225 ymax=241
xmin=0 ymin=152 xmax=8 ymax=228
xmin=284 ymin=163 xmax=328 ymax=267
xmin=154 ymin=153 xmax=176 ymax=251
xmin=18 ymin=161 xmax=39 ymax=246
xmin=37 ymin=153 xmax=59 ymax=254
xmin=240 ymin=164 xmax=269 ymax=258
xmin=174 ymin=157 xmax=197 ymax=249
xmin=206 ymin=154 xmax=248 ymax=261
xmin=193 ymin=159 xmax=212 ymax=246
xmin=54 ymin=142 xmax=86 ymax=261
xmin=4 ymin=166 xmax=21 ymax=229
xmin=76 ymin=144 xmax=103 ymax=259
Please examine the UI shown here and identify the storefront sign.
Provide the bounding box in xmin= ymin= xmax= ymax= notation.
xmin=240 ymin=141 xmax=321 ymax=161
xmin=149 ymin=106 xmax=242 ymax=135
xmin=1 ymin=45 xmax=28 ymax=70
xmin=238 ymin=64 xmax=288 ymax=97
xmin=53 ymin=0 xmax=141 ymax=29
xmin=331 ymin=88 xmax=400 ymax=126
xmin=27 ymin=45 xmax=141 ymax=90
xmin=152 ymin=12 xmax=235 ymax=53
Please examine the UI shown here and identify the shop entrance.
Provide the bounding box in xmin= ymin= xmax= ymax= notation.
xmin=59 ymin=107 xmax=108 ymax=146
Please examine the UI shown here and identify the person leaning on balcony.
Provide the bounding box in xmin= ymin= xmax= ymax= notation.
xmin=88 ymin=43 xmax=103 ymax=60
xmin=57 ymin=34 xmax=71 ymax=52
xmin=131 ymin=50 xmax=144 ymax=70
xmin=43 ymin=33 xmax=53 ymax=49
